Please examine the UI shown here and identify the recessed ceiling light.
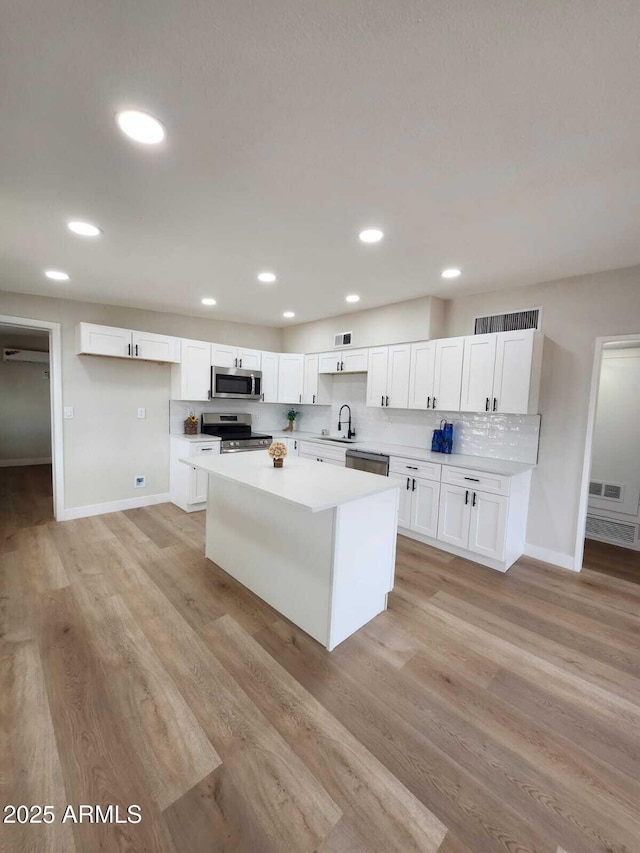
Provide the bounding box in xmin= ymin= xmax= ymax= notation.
xmin=116 ymin=110 xmax=165 ymax=144
xmin=441 ymin=268 xmax=461 ymax=279
xmin=359 ymin=228 xmax=384 ymax=243
xmin=345 ymin=294 xmax=360 ymax=303
xmin=67 ymin=220 xmax=101 ymax=237
xmin=282 ymin=311 xmax=295 ymax=318
xmin=258 ymin=272 xmax=277 ymax=283
xmin=45 ymin=270 xmax=69 ymax=281
xmin=201 ymin=297 xmax=217 ymax=306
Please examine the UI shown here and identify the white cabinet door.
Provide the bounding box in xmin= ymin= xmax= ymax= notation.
xmin=172 ymin=339 xmax=211 ymax=400
xmin=460 ymin=334 xmax=497 ymax=413
xmin=433 ymin=337 xmax=464 ymax=412
xmin=408 ymin=341 xmax=436 ymax=410
xmin=437 ymin=483 xmax=471 ymax=548
xmin=340 ymin=348 xmax=369 ymax=373
xmin=77 ymin=323 xmax=132 ymax=358
xmin=389 ymin=473 xmax=412 ymax=529
xmin=386 ymin=344 xmax=411 ymax=409
xmin=189 ymin=444 xmax=219 ymax=504
xmin=303 ymin=354 xmax=319 ymax=404
xmin=411 ymin=478 xmax=440 ymax=538
xmin=282 ymin=438 xmax=299 ymax=456
xmin=492 ymin=329 xmax=535 ymax=414
xmin=318 ymin=352 xmax=342 ymax=373
xmin=132 ymin=330 xmax=180 ymax=363
xmin=277 ymin=353 xmax=304 ymax=403
xmin=211 ymin=343 xmax=237 ymax=368
xmin=261 ymin=351 xmax=279 ymax=403
xmin=366 ymin=347 xmax=389 ymax=407
xmin=468 ymin=490 xmax=508 ymax=561
xmin=237 ymin=348 xmax=261 ymax=371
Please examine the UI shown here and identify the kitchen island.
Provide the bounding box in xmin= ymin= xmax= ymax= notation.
xmin=184 ymin=451 xmax=400 ymax=650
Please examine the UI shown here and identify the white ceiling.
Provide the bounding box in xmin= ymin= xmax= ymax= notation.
xmin=2 ymin=1 xmax=639 ymax=327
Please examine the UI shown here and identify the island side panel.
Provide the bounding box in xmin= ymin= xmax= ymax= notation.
xmin=205 ymin=475 xmax=335 ymax=646
xmin=327 ymin=487 xmax=399 ymax=651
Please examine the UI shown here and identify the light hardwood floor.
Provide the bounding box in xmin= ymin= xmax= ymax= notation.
xmin=2 ymin=465 xmax=640 ymax=852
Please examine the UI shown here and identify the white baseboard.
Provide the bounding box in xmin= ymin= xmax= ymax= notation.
xmin=0 ymin=457 xmax=52 ymax=467
xmin=60 ymin=492 xmax=171 ymax=521
xmin=523 ymin=543 xmax=577 ymax=571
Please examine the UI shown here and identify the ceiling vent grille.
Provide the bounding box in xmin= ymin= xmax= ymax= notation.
xmin=474 ymin=308 xmax=541 ymax=335
xmin=589 ymin=480 xmax=624 ymax=502
xmin=586 ymin=514 xmax=637 ymax=547
xmin=334 ymin=331 xmax=353 ymax=348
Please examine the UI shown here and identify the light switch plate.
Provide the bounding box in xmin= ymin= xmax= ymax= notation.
xmin=137 ymin=407 xmax=146 ymax=419
xmin=64 ymin=406 xmax=74 ymax=419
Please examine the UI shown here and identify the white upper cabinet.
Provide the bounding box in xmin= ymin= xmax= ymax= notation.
xmin=303 ymin=354 xmax=319 ymax=404
xmin=366 ymin=347 xmax=389 ymax=407
xmin=386 ymin=344 xmax=411 ymax=408
xmin=171 ymin=339 xmax=212 ymax=401
xmin=277 ymin=353 xmax=305 ymax=404
xmin=460 ymin=328 xmax=542 ymax=415
xmin=77 ymin=323 xmax=179 ymax=363
xmin=408 ymin=341 xmax=437 ymax=410
xmin=460 ymin=334 xmax=497 ymax=413
xmin=132 ymin=330 xmax=180 ymax=363
xmin=318 ymin=348 xmax=368 ymax=373
xmin=237 ymin=348 xmax=262 ymax=371
xmin=260 ymin=351 xmax=279 ymax=403
xmin=77 ymin=323 xmax=132 ymax=358
xmin=210 ymin=343 xmax=237 ymax=368
xmin=432 ymin=337 xmax=464 ymax=412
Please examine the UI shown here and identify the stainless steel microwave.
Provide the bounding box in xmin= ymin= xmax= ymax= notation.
xmin=211 ymin=366 xmax=262 ymax=400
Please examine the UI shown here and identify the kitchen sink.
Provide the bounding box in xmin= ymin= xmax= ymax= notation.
xmin=317 ymin=436 xmax=358 ymax=444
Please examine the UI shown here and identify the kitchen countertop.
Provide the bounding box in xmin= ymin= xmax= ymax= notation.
xmin=182 ymin=450 xmax=400 ymax=513
xmin=171 ymin=433 xmax=222 ymax=443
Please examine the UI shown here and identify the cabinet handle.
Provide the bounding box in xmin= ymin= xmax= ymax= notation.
xmin=427 ymin=396 xmax=431 ymax=408
xmin=200 ymin=448 xmax=213 ymax=452
xmin=299 ymin=394 xmax=302 ymax=403
xmin=337 ymin=361 xmax=340 ymax=372
xmin=207 ymin=389 xmax=211 ymax=399
xmin=412 ymin=478 xmax=416 ymax=491
xmin=385 ymin=396 xmax=389 ymax=407
xmin=128 ymin=343 xmax=131 ymax=356
xmin=406 ymin=465 xmax=418 ymax=470
xmin=313 ymin=394 xmax=316 ymax=403
xmin=465 ymin=489 xmax=469 ymax=505
xmin=294 ymin=441 xmax=297 ymax=449
xmin=406 ymin=477 xmax=410 ymax=490
xmin=493 ymin=397 xmax=497 ymax=412
xmin=464 ymin=476 xmax=480 ymax=482
xmin=341 ymin=361 xmax=344 ymax=371
xmin=135 ymin=344 xmax=139 ymax=357
xmin=433 ymin=397 xmax=437 ymax=408
xmin=485 ymin=397 xmax=490 ymax=412
xmin=472 ymin=491 xmax=477 ymax=507
xmin=261 ymin=392 xmax=264 ymax=401
xmin=239 ymin=358 xmax=242 ymax=368
xmin=381 ymin=395 xmax=384 ymax=407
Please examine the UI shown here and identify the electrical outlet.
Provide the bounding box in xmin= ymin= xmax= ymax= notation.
xmin=64 ymin=406 xmax=74 ymax=419
xmin=134 ymin=475 xmax=146 ymax=489
xmin=137 ymin=407 xmax=146 ymax=419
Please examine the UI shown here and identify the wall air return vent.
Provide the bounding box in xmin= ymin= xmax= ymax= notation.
xmin=474 ymin=308 xmax=541 ymax=335
xmin=589 ymin=480 xmax=624 ymax=502
xmin=586 ymin=515 xmax=637 ymax=547
xmin=334 ymin=331 xmax=353 ymax=348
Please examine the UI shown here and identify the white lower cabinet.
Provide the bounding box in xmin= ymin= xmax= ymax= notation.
xmin=410 ymin=478 xmax=441 ymax=538
xmin=437 ymin=483 xmax=508 ymax=562
xmin=298 ymin=441 xmax=345 ymax=466
xmin=170 ymin=437 xmax=220 ymax=512
xmin=281 ymin=437 xmax=299 ymax=456
xmin=389 ymin=473 xmax=412 ymax=528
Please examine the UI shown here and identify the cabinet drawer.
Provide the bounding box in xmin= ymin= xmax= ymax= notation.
xmin=188 ymin=442 xmax=220 ymax=458
xmin=389 ymin=457 xmax=441 ymax=482
xmin=441 ymin=465 xmax=510 ymax=497
xmin=299 ymin=441 xmax=346 ymax=462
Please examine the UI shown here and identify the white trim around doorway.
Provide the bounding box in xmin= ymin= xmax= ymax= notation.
xmin=0 ymin=313 xmax=65 ymax=521
xmin=574 ymin=333 xmax=640 ymax=571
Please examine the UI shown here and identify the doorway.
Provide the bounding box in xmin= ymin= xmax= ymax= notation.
xmin=577 ymin=335 xmax=640 ymax=579
xmin=0 ymin=314 xmax=65 ymax=524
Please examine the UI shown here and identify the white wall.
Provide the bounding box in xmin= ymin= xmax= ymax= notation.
xmin=0 ymin=290 xmax=281 ymax=511
xmin=281 ymin=296 xmax=445 ymax=353
xmin=590 ymin=346 xmax=640 ymax=518
xmin=0 ymin=329 xmax=51 ymax=463
xmin=444 ymin=265 xmax=640 ymax=567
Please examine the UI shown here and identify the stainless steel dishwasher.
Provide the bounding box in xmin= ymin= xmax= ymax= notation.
xmin=345 ymin=449 xmax=389 ymax=476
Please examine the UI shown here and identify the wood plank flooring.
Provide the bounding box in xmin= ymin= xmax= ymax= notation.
xmin=2 ymin=464 xmax=640 ymax=852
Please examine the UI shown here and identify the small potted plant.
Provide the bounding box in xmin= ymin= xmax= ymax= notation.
xmin=184 ymin=412 xmax=199 ymax=435
xmin=268 ymin=441 xmax=288 ymax=468
xmin=285 ymin=407 xmax=299 ymax=432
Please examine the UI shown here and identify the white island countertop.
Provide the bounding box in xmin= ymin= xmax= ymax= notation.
xmin=183 ymin=450 xmax=400 ymax=513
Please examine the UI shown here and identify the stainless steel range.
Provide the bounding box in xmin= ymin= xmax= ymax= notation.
xmin=201 ymin=413 xmax=272 ymax=454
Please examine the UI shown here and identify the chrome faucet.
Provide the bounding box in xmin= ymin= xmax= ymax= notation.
xmin=338 ymin=404 xmax=356 ymax=439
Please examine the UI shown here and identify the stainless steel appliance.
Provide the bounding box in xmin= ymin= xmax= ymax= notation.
xmin=201 ymin=413 xmax=272 ymax=453
xmin=211 ymin=366 xmax=262 ymax=400
xmin=345 ymin=449 xmax=389 ymax=476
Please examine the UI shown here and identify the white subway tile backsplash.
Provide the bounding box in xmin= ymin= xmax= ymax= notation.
xmin=170 ymin=373 xmax=540 ymax=464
